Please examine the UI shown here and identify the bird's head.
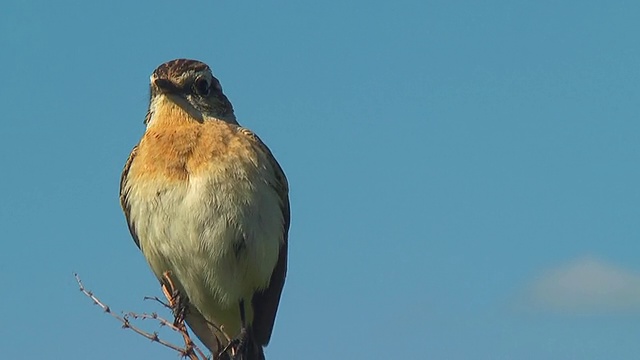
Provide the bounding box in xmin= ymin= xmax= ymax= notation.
xmin=147 ymin=59 xmax=236 ymax=124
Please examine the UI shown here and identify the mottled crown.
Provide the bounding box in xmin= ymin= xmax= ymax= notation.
xmin=152 ymin=59 xmax=210 ymax=83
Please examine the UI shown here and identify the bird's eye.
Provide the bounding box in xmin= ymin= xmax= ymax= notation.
xmin=194 ymin=77 xmax=211 ymax=96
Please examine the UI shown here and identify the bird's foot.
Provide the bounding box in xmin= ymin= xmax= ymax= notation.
xmin=160 ymin=271 xmax=188 ymax=325
xmin=218 ymin=327 xmax=249 ymax=359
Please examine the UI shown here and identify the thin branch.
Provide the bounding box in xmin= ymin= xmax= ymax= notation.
xmin=74 ymin=273 xmax=207 ymax=360
xmin=126 ymin=312 xmax=181 ymax=332
xmin=144 ymin=296 xmax=172 ymax=309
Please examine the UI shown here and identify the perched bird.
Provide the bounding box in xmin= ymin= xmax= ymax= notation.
xmin=120 ymin=59 xmax=289 ymax=360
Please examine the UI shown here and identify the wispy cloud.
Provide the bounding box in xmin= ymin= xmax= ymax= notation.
xmin=518 ymin=256 xmax=640 ymax=314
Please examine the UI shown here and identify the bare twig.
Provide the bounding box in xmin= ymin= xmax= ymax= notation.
xmin=126 ymin=312 xmax=181 ymax=331
xmin=74 ymin=273 xmax=207 ymax=360
xmin=144 ymin=296 xmax=172 ymax=309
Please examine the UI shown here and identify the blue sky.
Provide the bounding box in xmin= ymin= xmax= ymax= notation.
xmin=1 ymin=0 xmax=640 ymax=359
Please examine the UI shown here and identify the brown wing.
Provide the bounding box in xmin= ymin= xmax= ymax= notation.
xmin=245 ymin=131 xmax=290 ymax=346
xmin=119 ymin=145 xmax=141 ymax=249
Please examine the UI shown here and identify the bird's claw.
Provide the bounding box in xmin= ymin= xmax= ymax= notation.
xmin=218 ymin=327 xmax=249 ymax=359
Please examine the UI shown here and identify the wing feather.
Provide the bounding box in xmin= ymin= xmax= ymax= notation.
xmin=119 ymin=145 xmax=141 ymax=249
xmin=241 ymin=129 xmax=290 ymax=346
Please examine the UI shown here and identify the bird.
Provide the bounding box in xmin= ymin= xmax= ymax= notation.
xmin=119 ymin=59 xmax=289 ymax=360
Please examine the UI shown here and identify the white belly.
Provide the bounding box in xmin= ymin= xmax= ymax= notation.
xmin=127 ymin=167 xmax=283 ymax=323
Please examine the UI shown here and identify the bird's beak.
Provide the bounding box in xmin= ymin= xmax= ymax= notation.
xmin=153 ymin=78 xmax=180 ymax=94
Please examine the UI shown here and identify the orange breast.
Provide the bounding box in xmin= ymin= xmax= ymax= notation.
xmin=129 ymin=100 xmax=258 ymax=182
